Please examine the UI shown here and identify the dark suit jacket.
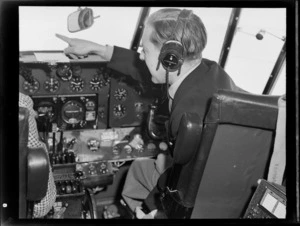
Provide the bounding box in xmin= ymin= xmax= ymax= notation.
xmin=107 ymin=46 xmax=240 ymax=211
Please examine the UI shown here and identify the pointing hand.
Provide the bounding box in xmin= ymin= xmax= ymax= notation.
xmin=56 ymin=33 xmax=102 ymax=59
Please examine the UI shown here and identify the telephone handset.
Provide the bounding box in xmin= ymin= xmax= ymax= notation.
xmin=147 ymin=100 xmax=169 ymax=141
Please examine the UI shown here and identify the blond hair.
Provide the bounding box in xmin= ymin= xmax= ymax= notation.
xmin=146 ymin=8 xmax=207 ymax=61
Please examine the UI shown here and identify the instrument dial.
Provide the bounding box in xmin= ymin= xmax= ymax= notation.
xmin=56 ymin=64 xmax=72 ymax=81
xmin=89 ymin=77 xmax=104 ymax=91
xmin=36 ymin=101 xmax=57 ymax=122
xmin=100 ymin=162 xmax=107 ymax=170
xmin=113 ymin=104 xmax=126 ymax=118
xmin=61 ymin=100 xmax=85 ymax=125
xmin=70 ymin=77 xmax=84 ymax=92
xmin=44 ymin=78 xmax=60 ymax=93
xmin=85 ymin=101 xmax=96 ymax=111
xmin=112 ymin=145 xmax=121 ymax=155
xmin=124 ymin=145 xmax=132 ymax=154
xmin=22 ymin=78 xmax=40 ymax=94
xmin=114 ymin=88 xmax=128 ymax=101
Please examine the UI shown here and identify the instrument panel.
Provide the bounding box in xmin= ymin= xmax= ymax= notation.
xmin=33 ymin=94 xmax=98 ymax=131
xmin=19 ymin=61 xmax=111 ymax=129
xmin=19 ymin=51 xmax=167 ymax=160
xmin=19 ymin=59 xmax=159 ymax=129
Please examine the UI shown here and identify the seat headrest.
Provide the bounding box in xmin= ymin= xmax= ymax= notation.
xmin=205 ymin=90 xmax=279 ymax=130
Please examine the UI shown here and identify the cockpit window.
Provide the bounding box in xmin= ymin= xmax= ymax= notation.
xmin=224 ymin=8 xmax=286 ymax=95
xmin=19 ymin=6 xmax=142 ymax=51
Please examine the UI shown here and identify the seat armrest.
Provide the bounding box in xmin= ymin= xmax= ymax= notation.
xmin=27 ymin=147 xmax=49 ymax=201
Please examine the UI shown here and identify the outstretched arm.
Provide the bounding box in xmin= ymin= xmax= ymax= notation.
xmin=55 ymin=34 xmax=112 ymax=60
xmin=56 ymin=34 xmax=153 ymax=85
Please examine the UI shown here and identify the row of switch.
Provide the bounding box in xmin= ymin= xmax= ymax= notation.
xmin=55 ymin=180 xmax=84 ymax=195
xmin=50 ymin=152 xmax=76 ymax=165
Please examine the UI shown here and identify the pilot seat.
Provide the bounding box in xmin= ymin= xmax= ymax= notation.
xmin=158 ymin=89 xmax=280 ymax=218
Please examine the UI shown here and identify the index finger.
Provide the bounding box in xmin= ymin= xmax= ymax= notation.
xmin=55 ymin=34 xmax=72 ymax=44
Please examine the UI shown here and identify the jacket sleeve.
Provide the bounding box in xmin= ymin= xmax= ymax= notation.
xmin=106 ymin=46 xmax=152 ymax=85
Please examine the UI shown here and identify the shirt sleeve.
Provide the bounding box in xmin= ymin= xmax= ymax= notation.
xmin=19 ymin=93 xmax=57 ymax=218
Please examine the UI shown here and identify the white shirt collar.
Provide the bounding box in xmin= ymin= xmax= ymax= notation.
xmin=168 ymin=61 xmax=201 ymax=100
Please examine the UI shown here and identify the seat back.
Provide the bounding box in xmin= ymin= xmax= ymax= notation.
xmin=192 ymin=90 xmax=279 ymax=218
xmin=19 ymin=107 xmax=50 ymax=218
xmin=160 ymin=90 xmax=280 ymax=218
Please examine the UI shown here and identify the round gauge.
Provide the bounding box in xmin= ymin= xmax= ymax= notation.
xmin=70 ymin=77 xmax=84 ymax=92
xmin=100 ymin=162 xmax=107 ymax=170
xmin=85 ymin=101 xmax=96 ymax=111
xmin=112 ymin=145 xmax=121 ymax=155
xmin=22 ymin=78 xmax=40 ymax=94
xmin=113 ymin=104 xmax=126 ymax=118
xmin=44 ymin=78 xmax=60 ymax=93
xmin=89 ymin=77 xmax=104 ymax=91
xmin=36 ymin=101 xmax=56 ymax=122
xmin=56 ymin=64 xmax=72 ymax=81
xmin=124 ymin=145 xmax=132 ymax=154
xmin=61 ymin=100 xmax=85 ymax=125
xmin=114 ymin=88 xmax=128 ymax=101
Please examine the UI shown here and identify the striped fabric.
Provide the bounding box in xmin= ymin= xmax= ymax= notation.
xmin=19 ymin=92 xmax=56 ymax=218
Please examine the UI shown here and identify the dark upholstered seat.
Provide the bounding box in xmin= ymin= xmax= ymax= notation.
xmin=19 ymin=107 xmax=50 ymax=218
xmin=159 ymin=90 xmax=280 ymax=219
